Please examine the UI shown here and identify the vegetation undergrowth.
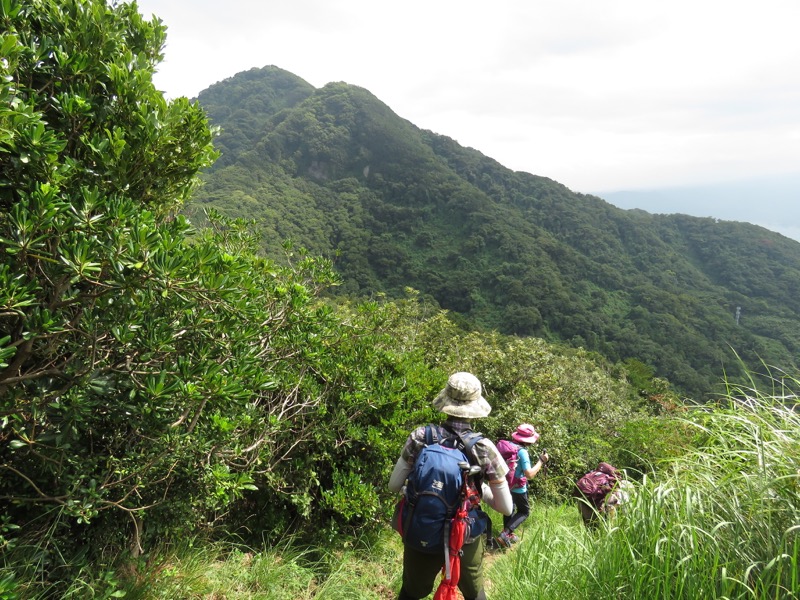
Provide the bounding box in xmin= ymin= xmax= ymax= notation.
xmin=599 ymin=382 xmax=797 ymax=599
xmin=486 ymin=503 xmax=592 ymax=600
xmin=488 ymin=377 xmax=799 ymax=599
xmin=118 ymin=531 xmax=403 ymax=600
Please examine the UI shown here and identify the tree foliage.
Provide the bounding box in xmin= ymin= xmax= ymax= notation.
xmin=0 ymin=0 xmax=380 ymax=570
xmin=192 ymin=67 xmax=800 ymax=401
xmin=1 ymin=0 xmax=214 ymax=553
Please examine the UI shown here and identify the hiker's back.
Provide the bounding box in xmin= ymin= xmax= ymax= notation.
xmin=389 ymin=371 xmax=509 ymax=600
xmin=576 ymin=470 xmax=615 ymax=505
xmin=496 ymin=439 xmax=527 ymax=489
xmin=397 ymin=424 xmax=484 ymax=554
xmin=575 ymin=462 xmax=620 ymax=527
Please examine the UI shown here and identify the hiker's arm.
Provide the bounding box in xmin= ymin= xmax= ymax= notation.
xmin=388 ymin=428 xmax=424 ymax=492
xmin=523 ymin=452 xmax=548 ymax=479
xmin=482 ymin=479 xmax=513 ymax=516
xmin=388 ymin=456 xmax=413 ymax=493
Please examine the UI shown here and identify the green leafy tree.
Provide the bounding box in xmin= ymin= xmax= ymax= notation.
xmin=0 ymin=3 xmax=445 ymax=578
xmin=0 ymin=0 xmax=217 ymax=387
xmin=0 ymin=0 xmax=365 ymax=569
xmin=0 ymin=0 xmax=218 ymax=555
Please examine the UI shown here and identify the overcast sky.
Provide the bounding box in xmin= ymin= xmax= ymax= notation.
xmin=134 ymin=0 xmax=800 ymax=199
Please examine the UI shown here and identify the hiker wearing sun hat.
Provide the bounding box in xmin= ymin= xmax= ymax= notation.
xmin=496 ymin=423 xmax=548 ymax=547
xmin=388 ymin=372 xmax=513 ymax=600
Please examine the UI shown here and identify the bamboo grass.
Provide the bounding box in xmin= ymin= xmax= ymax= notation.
xmin=490 ymin=376 xmax=799 ymax=599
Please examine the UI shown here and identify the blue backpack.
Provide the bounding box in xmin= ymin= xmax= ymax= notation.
xmin=395 ymin=425 xmax=485 ymax=554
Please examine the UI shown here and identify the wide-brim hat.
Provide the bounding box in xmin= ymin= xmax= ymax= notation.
xmin=432 ymin=372 xmax=492 ymax=419
xmin=511 ymin=423 xmax=540 ymax=444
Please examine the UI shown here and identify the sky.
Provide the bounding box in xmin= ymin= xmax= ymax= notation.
xmin=133 ymin=0 xmax=800 ymax=231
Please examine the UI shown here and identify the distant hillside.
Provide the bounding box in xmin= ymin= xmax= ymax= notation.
xmin=599 ymin=175 xmax=800 ymax=242
xmin=189 ymin=66 xmax=800 ymax=400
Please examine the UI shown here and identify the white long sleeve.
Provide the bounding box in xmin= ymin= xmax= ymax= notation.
xmin=482 ymin=479 xmax=513 ymax=516
xmin=388 ymin=456 xmax=413 ymax=493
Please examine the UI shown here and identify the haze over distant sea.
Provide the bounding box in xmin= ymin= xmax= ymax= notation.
xmin=597 ymin=173 xmax=800 ymax=243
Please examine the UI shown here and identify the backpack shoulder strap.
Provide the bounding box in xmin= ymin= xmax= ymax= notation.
xmin=439 ymin=424 xmax=483 ymax=464
xmin=423 ymin=424 xmax=443 ymax=446
xmin=423 ymin=424 xmax=433 ymax=446
xmin=459 ymin=431 xmax=484 ymax=458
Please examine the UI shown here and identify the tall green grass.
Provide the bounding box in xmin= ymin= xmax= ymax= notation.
xmin=486 ymin=503 xmax=595 ymax=600
xmin=591 ymin=383 xmax=798 ymax=599
xmin=6 ymin=380 xmax=798 ymax=598
xmin=2 ymin=530 xmax=403 ymax=599
xmin=117 ymin=530 xmax=403 ymax=600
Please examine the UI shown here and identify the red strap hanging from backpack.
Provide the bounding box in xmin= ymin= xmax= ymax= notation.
xmin=433 ymin=500 xmax=468 ymax=600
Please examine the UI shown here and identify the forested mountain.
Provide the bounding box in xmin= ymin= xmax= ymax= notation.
xmin=191 ymin=66 xmax=800 ymax=400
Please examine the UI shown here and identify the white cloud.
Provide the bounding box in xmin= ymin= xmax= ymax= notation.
xmin=137 ymin=0 xmax=800 ymax=198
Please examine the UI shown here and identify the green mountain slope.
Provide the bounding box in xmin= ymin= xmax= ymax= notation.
xmin=195 ymin=66 xmax=315 ymax=168
xmin=189 ymin=66 xmax=800 ymax=400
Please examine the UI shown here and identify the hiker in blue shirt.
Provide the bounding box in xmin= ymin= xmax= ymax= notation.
xmin=497 ymin=423 xmax=548 ymax=547
xmin=388 ymin=372 xmax=513 ymax=600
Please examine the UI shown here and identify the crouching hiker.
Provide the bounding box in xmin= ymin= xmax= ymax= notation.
xmin=389 ymin=372 xmax=513 ymax=600
xmin=574 ymin=462 xmax=622 ymax=528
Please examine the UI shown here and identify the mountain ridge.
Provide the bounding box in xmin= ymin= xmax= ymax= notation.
xmin=598 ymin=173 xmax=800 ymax=242
xmin=189 ymin=66 xmax=800 ymax=400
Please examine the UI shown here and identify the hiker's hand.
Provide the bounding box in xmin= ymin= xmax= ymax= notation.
xmin=539 ymin=452 xmax=549 ymax=464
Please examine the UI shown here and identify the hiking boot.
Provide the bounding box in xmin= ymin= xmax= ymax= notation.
xmin=496 ymin=531 xmax=511 ymax=548
xmin=507 ymin=532 xmax=520 ymax=544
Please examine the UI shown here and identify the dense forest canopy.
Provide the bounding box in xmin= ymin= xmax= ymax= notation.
xmin=192 ymin=66 xmax=800 ymax=401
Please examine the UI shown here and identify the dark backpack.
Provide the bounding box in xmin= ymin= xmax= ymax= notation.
xmin=496 ymin=439 xmax=527 ymax=489
xmin=397 ymin=425 xmax=485 ymax=554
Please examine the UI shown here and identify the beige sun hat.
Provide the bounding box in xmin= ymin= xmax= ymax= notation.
xmin=432 ymin=372 xmax=492 ymax=419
